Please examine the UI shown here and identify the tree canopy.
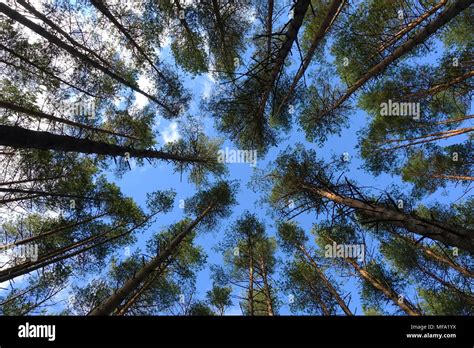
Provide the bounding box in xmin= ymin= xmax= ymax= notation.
xmin=1 ymin=0 xmax=472 ymax=317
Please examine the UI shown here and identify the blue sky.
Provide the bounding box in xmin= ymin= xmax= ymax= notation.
xmin=103 ymin=36 xmax=470 ymax=314
xmin=2 ymin=0 xmax=471 ymax=315
xmin=82 ymin=0 xmax=474 ymax=313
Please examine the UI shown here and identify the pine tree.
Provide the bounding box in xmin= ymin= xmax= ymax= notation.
xmin=212 ymin=212 xmax=278 ymax=316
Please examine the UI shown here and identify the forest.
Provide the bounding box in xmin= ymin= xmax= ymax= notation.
xmin=0 ymin=0 xmax=473 ymax=317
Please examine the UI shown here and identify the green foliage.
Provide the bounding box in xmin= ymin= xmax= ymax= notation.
xmin=419 ymin=288 xmax=473 ymax=315
xmin=1 ymin=0 xmax=473 ymax=318
xmin=206 ymin=285 xmax=232 ymax=315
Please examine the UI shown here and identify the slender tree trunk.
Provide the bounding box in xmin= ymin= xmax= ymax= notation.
xmin=371 ymin=0 xmax=448 ymax=58
xmin=430 ymin=174 xmax=474 ymax=181
xmin=17 ymin=284 xmax=66 ymax=316
xmin=0 ymin=3 xmax=173 ymax=113
xmin=396 ymin=234 xmax=474 ymax=278
xmin=255 ymin=0 xmax=311 ymax=120
xmin=0 ymin=175 xmax=65 ymax=187
xmin=298 ymin=245 xmax=353 ymax=315
xmin=0 ymin=212 xmax=108 ymax=250
xmin=402 ymin=70 xmax=474 ymax=101
xmin=0 ymin=220 xmax=129 ymax=282
xmin=248 ymin=254 xmax=255 ymax=316
xmin=319 ymin=0 xmax=472 ymax=118
xmin=90 ymin=0 xmax=176 ymax=90
xmin=259 ymin=258 xmax=274 ymax=316
xmin=0 ymin=44 xmax=101 ymax=98
xmin=173 ymin=0 xmax=198 ymax=48
xmin=88 ymin=204 xmax=214 ymax=315
xmin=0 ymin=125 xmax=206 ymax=164
xmin=0 ymin=187 xmax=101 ymax=202
xmin=301 ymin=273 xmax=332 ymax=315
xmin=265 ymin=0 xmax=274 ymax=55
xmin=115 ymin=262 xmax=170 ymax=316
xmin=0 ymin=214 xmax=151 ymax=283
xmin=0 ymin=101 xmax=139 ymax=140
xmin=211 ymin=0 xmax=235 ymax=72
xmin=16 ymin=0 xmax=111 ymax=67
xmin=419 ymin=265 xmax=474 ymax=305
xmin=346 ymin=259 xmax=422 ymax=315
xmin=0 ymin=283 xmax=41 ymax=307
xmin=211 ymin=0 xmax=226 ymax=40
xmin=384 ymin=127 xmax=474 ymax=151
xmin=382 ymin=126 xmax=474 ymax=145
xmin=301 ymin=184 xmax=474 ymax=253
xmin=0 ymin=194 xmax=43 ymax=204
xmin=275 ymin=0 xmax=344 ymax=117
xmin=431 ymin=115 xmax=474 ymax=125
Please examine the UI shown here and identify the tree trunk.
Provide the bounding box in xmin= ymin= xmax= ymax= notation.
xmin=265 ymin=0 xmax=274 ymax=55
xmin=420 ymin=265 xmax=474 ymax=305
xmin=0 ymin=220 xmax=130 ymax=282
xmin=211 ymin=0 xmax=238 ymax=73
xmin=173 ymin=0 xmax=198 ymax=48
xmin=0 ymin=187 xmax=101 ymax=202
xmin=275 ymin=0 xmax=344 ymax=117
xmin=248 ymin=254 xmax=255 ymax=316
xmin=371 ymin=0 xmax=448 ymax=58
xmin=382 ymin=127 xmax=474 ymax=151
xmin=396 ymin=234 xmax=474 ymax=278
xmin=0 ymin=43 xmax=101 ymax=98
xmin=0 ymin=101 xmax=139 ymax=140
xmin=0 ymin=125 xmax=205 ymax=164
xmin=346 ymin=259 xmax=422 ymax=315
xmin=430 ymin=174 xmax=474 ymax=181
xmin=0 ymin=212 xmax=108 ymax=250
xmin=0 ymin=175 xmax=65 ymax=187
xmin=320 ymin=0 xmax=472 ymax=118
xmin=17 ymin=0 xmax=111 ymax=68
xmin=0 ymin=3 xmax=173 ymax=113
xmin=115 ymin=261 xmax=171 ymax=316
xmin=259 ymin=258 xmax=274 ymax=316
xmin=301 ymin=273 xmax=332 ymax=315
xmin=0 ymin=208 xmax=159 ymax=283
xmin=299 ymin=245 xmax=353 ymax=315
xmin=255 ymin=0 xmax=311 ymax=120
xmin=302 ymin=184 xmax=474 ymax=253
xmin=88 ymin=204 xmax=214 ymax=315
xmin=402 ymin=70 xmax=474 ymax=101
xmin=90 ymin=0 xmax=176 ymax=90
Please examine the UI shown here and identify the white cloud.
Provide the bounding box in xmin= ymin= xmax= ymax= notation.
xmin=201 ymin=71 xmax=217 ymax=99
xmin=202 ymin=79 xmax=214 ymax=99
xmin=161 ymin=122 xmax=180 ymax=144
xmin=133 ymin=93 xmax=148 ymax=109
xmin=133 ymin=74 xmax=154 ymax=109
xmin=160 ymin=32 xmax=172 ymax=49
